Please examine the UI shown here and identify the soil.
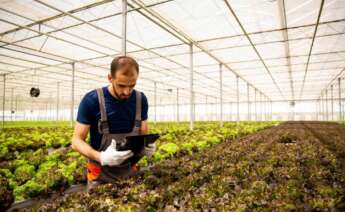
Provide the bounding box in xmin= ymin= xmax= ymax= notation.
xmin=10 ymin=122 xmax=345 ymax=211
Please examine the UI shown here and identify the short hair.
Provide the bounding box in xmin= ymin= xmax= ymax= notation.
xmin=110 ymin=56 xmax=139 ymax=77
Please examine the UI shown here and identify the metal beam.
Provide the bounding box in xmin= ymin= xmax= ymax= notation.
xmin=0 ymin=8 xmax=118 ymax=56
xmin=319 ymin=67 xmax=345 ymax=99
xmin=1 ymin=45 xmax=203 ymax=103
xmin=219 ymin=63 xmax=223 ymax=127
xmin=278 ymin=0 xmax=295 ymax=101
xmin=189 ymin=44 xmax=194 ymax=130
xmin=129 ymin=0 xmax=271 ymax=101
xmin=2 ymin=74 xmax=5 ymax=128
xmin=129 ymin=27 xmax=345 ymax=62
xmin=176 ymin=88 xmax=179 ymax=122
xmin=260 ymin=93 xmax=263 ymax=121
xmin=71 ymin=63 xmax=75 ymax=127
xmin=223 ymin=0 xmax=285 ymax=100
xmin=6 ymin=2 xmax=209 ymax=95
xmin=326 ymin=89 xmax=329 ymax=121
xmin=122 ymin=0 xmax=128 ymax=55
xmin=339 ymin=78 xmax=342 ymax=120
xmin=0 ymin=18 xmax=109 ymax=57
xmin=32 ymin=0 xmax=210 ymax=85
xmin=10 ymin=88 xmax=13 ymax=121
xmin=331 ymin=85 xmax=334 ymax=121
xmin=153 ymin=81 xmax=157 ymax=123
xmin=236 ymin=75 xmax=239 ymax=124
xmin=56 ymin=82 xmax=60 ymax=121
xmin=321 ymin=95 xmax=325 ymax=121
xmin=247 ymin=83 xmax=250 ymax=121
xmin=254 ymin=88 xmax=257 ymax=121
xmin=299 ymin=0 xmax=325 ymax=99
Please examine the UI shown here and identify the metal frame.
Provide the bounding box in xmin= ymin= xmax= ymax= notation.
xmin=0 ymin=0 xmax=344 ymax=122
xmin=339 ymin=78 xmax=342 ymax=120
xmin=299 ymin=0 xmax=325 ymax=99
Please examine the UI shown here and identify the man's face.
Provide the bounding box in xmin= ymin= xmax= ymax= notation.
xmin=109 ymin=68 xmax=138 ymax=101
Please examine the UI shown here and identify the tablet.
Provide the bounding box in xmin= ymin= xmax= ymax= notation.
xmin=118 ymin=134 xmax=160 ymax=154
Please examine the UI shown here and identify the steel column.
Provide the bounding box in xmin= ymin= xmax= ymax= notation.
xmin=264 ymin=96 xmax=267 ymax=121
xmin=322 ymin=93 xmax=325 ymax=120
xmin=189 ymin=44 xmax=194 ymax=130
xmin=15 ymin=95 xmax=18 ymax=121
xmin=338 ymin=78 xmax=342 ymax=120
xmin=122 ymin=0 xmax=127 ymax=55
xmin=326 ymin=90 xmax=329 ymax=121
xmin=317 ymin=99 xmax=320 ymax=120
xmin=254 ymin=88 xmax=257 ymax=121
xmin=219 ymin=63 xmax=223 ymax=127
xmin=270 ymin=101 xmax=273 ymax=121
xmin=331 ymin=85 xmax=334 ymax=121
xmin=154 ymin=81 xmax=157 ymax=123
xmin=56 ymin=82 xmax=60 ymax=121
xmin=176 ymin=88 xmax=179 ymax=122
xmin=247 ymin=83 xmax=250 ymax=121
xmin=236 ymin=75 xmax=239 ymax=124
xmin=70 ymin=62 xmax=75 ymax=127
xmin=2 ymin=74 xmax=5 ymax=128
xmin=10 ymin=88 xmax=13 ymax=122
xmin=260 ymin=93 xmax=263 ymax=121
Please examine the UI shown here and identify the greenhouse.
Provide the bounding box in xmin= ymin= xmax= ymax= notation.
xmin=1 ymin=0 xmax=345 ymax=210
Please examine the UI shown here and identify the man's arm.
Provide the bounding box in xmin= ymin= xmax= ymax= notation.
xmin=140 ymin=120 xmax=148 ymax=134
xmin=72 ymin=122 xmax=101 ymax=162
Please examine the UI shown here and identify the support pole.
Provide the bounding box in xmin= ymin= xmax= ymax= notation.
xmin=2 ymin=74 xmax=5 ymax=128
xmin=326 ymin=90 xmax=328 ymax=121
xmin=121 ymin=0 xmax=127 ymax=55
xmin=15 ymin=95 xmax=18 ymax=121
xmin=316 ymin=99 xmax=319 ymax=121
xmin=176 ymin=88 xmax=179 ymax=122
xmin=219 ymin=64 xmax=223 ymax=127
xmin=189 ymin=44 xmax=194 ymax=130
xmin=270 ymin=100 xmax=273 ymax=121
xmin=10 ymin=88 xmax=13 ymax=122
xmin=260 ymin=93 xmax=263 ymax=121
xmin=56 ymin=82 xmax=60 ymax=122
xmin=236 ymin=75 xmax=239 ymax=124
xmin=321 ymin=94 xmax=326 ymax=121
xmin=70 ymin=62 xmax=75 ymax=127
xmin=154 ymin=81 xmax=157 ymax=124
xmin=247 ymin=83 xmax=250 ymax=121
xmin=45 ymin=101 xmax=48 ymax=121
xmin=254 ymin=88 xmax=257 ymax=121
xmin=264 ymin=96 xmax=267 ymax=121
xmin=338 ymin=78 xmax=342 ymax=121
xmin=331 ymin=85 xmax=334 ymax=121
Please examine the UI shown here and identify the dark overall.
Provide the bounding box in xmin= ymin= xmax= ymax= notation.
xmin=87 ymin=88 xmax=142 ymax=191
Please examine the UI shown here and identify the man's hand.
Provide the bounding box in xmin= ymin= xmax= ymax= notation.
xmin=100 ymin=140 xmax=134 ymax=166
xmin=142 ymin=143 xmax=156 ymax=157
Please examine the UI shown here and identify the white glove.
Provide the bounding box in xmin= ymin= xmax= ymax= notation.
xmin=100 ymin=139 xmax=134 ymax=166
xmin=143 ymin=143 xmax=156 ymax=157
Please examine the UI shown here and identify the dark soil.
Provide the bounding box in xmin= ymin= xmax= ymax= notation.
xmin=11 ymin=122 xmax=345 ymax=211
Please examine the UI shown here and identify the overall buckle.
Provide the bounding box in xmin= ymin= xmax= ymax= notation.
xmin=98 ymin=120 xmax=109 ymax=134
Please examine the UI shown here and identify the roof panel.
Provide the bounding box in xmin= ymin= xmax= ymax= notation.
xmin=151 ymin=0 xmax=242 ymax=40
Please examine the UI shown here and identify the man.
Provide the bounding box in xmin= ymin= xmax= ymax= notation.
xmin=72 ymin=56 xmax=156 ymax=191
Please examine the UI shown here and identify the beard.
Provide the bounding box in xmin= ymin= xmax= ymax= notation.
xmin=112 ymin=84 xmax=130 ymax=101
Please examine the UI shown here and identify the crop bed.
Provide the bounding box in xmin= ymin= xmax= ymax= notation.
xmin=3 ymin=121 xmax=344 ymax=211
xmin=0 ymin=122 xmax=274 ymax=210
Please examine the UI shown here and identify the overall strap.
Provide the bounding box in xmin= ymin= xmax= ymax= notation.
xmin=96 ymin=88 xmax=109 ymax=134
xmin=134 ymin=90 xmax=142 ymax=129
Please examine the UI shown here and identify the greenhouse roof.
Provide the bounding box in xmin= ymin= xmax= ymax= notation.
xmin=1 ymin=0 xmax=345 ymax=104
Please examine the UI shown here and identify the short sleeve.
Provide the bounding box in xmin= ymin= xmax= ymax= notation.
xmin=77 ymin=91 xmax=97 ymax=125
xmin=141 ymin=92 xmax=148 ymax=121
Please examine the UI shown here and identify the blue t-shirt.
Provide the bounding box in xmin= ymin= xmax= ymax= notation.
xmin=77 ymin=86 xmax=148 ymax=150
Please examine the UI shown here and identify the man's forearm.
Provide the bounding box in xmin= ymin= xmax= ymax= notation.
xmin=72 ymin=138 xmax=101 ymax=162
